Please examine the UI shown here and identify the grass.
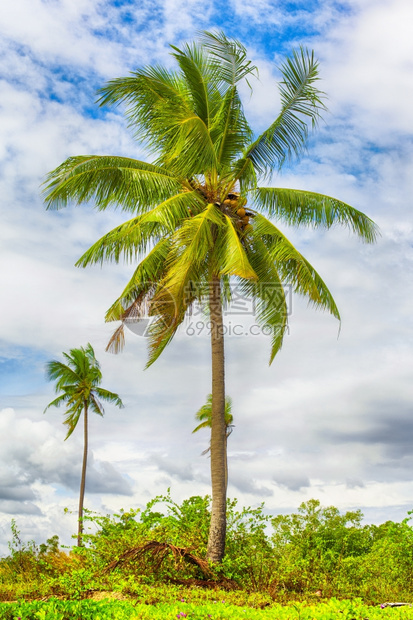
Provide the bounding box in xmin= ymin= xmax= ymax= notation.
xmin=2 ymin=597 xmax=413 ymax=620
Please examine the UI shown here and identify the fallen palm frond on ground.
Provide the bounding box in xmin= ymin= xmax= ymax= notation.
xmin=104 ymin=540 xmax=211 ymax=576
xmin=103 ymin=540 xmax=238 ymax=590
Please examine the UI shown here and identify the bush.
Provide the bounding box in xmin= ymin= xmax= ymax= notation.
xmin=2 ymin=496 xmax=413 ymax=602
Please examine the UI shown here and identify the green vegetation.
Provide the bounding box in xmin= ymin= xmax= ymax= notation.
xmin=2 ymin=598 xmax=413 ymax=620
xmin=44 ymin=344 xmax=124 ymax=546
xmin=193 ymin=394 xmax=234 ymax=489
xmin=193 ymin=395 xmax=234 ymax=444
xmin=43 ymin=31 xmax=378 ymax=563
xmin=1 ymin=495 xmax=413 ymax=611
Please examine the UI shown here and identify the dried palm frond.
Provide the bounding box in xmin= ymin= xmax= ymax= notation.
xmin=103 ymin=540 xmax=212 ymax=577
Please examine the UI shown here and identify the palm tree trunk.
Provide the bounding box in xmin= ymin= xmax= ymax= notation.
xmin=206 ymin=275 xmax=227 ymax=563
xmin=224 ymin=437 xmax=228 ymax=492
xmin=77 ymin=403 xmax=88 ymax=547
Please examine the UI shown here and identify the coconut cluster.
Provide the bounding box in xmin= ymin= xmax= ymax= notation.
xmin=221 ymin=192 xmax=253 ymax=233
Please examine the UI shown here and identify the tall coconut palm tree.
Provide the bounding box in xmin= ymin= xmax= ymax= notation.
xmin=43 ymin=32 xmax=378 ymax=562
xmin=44 ymin=343 xmax=124 ymax=546
xmin=193 ymin=394 xmax=234 ymax=490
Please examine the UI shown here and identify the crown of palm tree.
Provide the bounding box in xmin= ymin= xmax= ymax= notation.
xmin=43 ymin=31 xmax=378 ymax=366
xmin=44 ymin=343 xmax=124 ymax=439
xmin=193 ymin=394 xmax=234 ymax=460
xmin=193 ymin=394 xmax=234 ymax=436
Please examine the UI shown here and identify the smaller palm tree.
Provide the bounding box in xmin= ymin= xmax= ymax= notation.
xmin=193 ymin=394 xmax=234 ymax=489
xmin=44 ymin=343 xmax=124 ymax=546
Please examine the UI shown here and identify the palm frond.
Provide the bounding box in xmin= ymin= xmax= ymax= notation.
xmin=143 ymin=206 xmax=222 ymax=368
xmin=43 ymin=156 xmax=180 ymax=213
xmin=43 ymin=393 xmax=70 ymax=412
xmin=231 ymin=157 xmax=258 ymax=192
xmin=76 ymin=190 xmax=200 ymax=267
xmin=98 ymin=65 xmax=189 ymax=111
xmin=94 ymin=388 xmax=124 ymax=408
xmin=76 ymin=216 xmax=160 ymax=267
xmin=106 ymin=324 xmax=125 ymax=354
xmin=200 ymin=30 xmax=258 ymax=87
xmin=217 ymin=215 xmax=257 ymax=279
xmin=97 ymin=67 xmax=190 ymax=149
xmin=142 ymin=190 xmax=206 ymax=228
xmin=97 ymin=64 xmax=188 ymax=107
xmin=84 ymin=343 xmax=100 ymax=368
xmin=161 ymin=203 xmax=223 ymax=305
xmin=105 ymin=238 xmax=171 ymax=321
xmin=66 ymin=345 xmax=102 ymax=384
xmin=252 ymin=187 xmax=379 ymax=242
xmin=45 ymin=361 xmax=80 ymax=391
xmin=145 ymin=313 xmax=183 ymax=368
xmin=192 ymin=420 xmax=212 ymax=433
xmin=106 ymin=282 xmax=168 ymax=356
xmin=244 ymin=48 xmax=326 ymax=175
xmin=254 ymin=213 xmax=340 ymax=319
xmin=211 ymin=88 xmax=253 ymax=169
xmin=161 ymin=113 xmax=218 ymax=176
xmin=239 ymin=237 xmax=289 ymax=363
xmin=63 ymin=406 xmax=83 ymax=440
xmin=170 ymin=43 xmax=214 ymax=127
xmin=89 ymin=394 xmax=105 ymax=417
xmin=99 ymin=66 xmax=218 ymax=177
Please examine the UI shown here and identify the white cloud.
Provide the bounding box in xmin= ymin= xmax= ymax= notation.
xmin=315 ymin=0 xmax=413 ymax=138
xmin=0 ymin=407 xmax=134 ymax=551
xmin=0 ymin=0 xmax=139 ymax=76
xmin=229 ymin=0 xmax=283 ymax=24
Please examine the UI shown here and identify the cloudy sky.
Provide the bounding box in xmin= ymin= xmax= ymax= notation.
xmin=1 ymin=0 xmax=413 ymax=553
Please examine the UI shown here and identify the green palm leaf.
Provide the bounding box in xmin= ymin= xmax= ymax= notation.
xmin=232 ymin=156 xmax=258 ymax=192
xmin=76 ymin=191 xmax=201 ymax=267
xmin=105 ymin=238 xmax=172 ymax=322
xmin=217 ymin=215 xmax=257 ymax=279
xmin=43 ymin=155 xmax=180 ymax=213
xmin=43 ymin=393 xmax=71 ymax=411
xmin=170 ymin=42 xmax=215 ymax=127
xmin=94 ymin=388 xmax=124 ymax=409
xmin=200 ymin=30 xmax=258 ymax=87
xmin=245 ymin=48 xmax=326 ymax=175
xmin=254 ymin=213 xmax=340 ymax=319
xmin=252 ymin=187 xmax=379 ymax=242
xmin=76 ymin=214 xmax=159 ymax=266
xmin=212 ymin=88 xmax=253 ymax=170
xmin=240 ymin=237 xmax=289 ymax=363
xmin=97 ymin=66 xmax=191 ymax=157
xmin=193 ymin=394 xmax=234 ymax=433
xmin=161 ymin=203 xmax=223 ymax=302
xmin=142 ymin=205 xmax=223 ymax=367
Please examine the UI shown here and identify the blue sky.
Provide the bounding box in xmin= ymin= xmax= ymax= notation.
xmin=1 ymin=0 xmax=413 ymax=553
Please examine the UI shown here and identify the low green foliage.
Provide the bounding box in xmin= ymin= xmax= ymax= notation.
xmin=2 ymin=598 xmax=413 ymax=620
xmin=270 ymin=501 xmax=413 ymax=600
xmin=1 ymin=495 xmax=413 ymax=604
